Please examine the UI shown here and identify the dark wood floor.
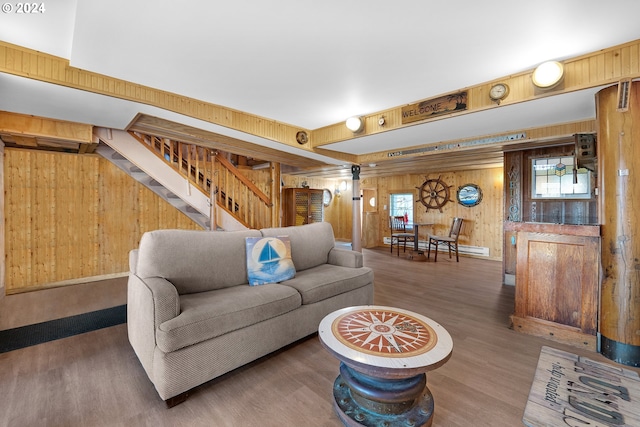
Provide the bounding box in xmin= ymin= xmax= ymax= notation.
xmin=1 ymin=248 xmax=637 ymax=426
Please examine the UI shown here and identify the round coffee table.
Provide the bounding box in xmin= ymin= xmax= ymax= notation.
xmin=318 ymin=305 xmax=453 ymax=427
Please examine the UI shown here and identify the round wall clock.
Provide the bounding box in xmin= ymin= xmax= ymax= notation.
xmin=323 ymin=188 xmax=332 ymax=206
xmin=489 ymin=83 xmax=509 ymax=101
xmin=296 ymin=131 xmax=308 ymax=145
xmin=457 ymin=183 xmax=483 ymax=207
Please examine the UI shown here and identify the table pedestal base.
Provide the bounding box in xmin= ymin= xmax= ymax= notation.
xmin=332 ymin=363 xmax=434 ymax=427
xmin=406 ymin=250 xmax=427 ymax=262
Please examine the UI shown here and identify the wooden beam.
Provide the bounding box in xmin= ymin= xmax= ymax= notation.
xmin=11 ymin=136 xmax=38 ymax=147
xmin=0 ymin=42 xmax=310 ymax=151
xmin=0 ymin=111 xmax=92 ymax=143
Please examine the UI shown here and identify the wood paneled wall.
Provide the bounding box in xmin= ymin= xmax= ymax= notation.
xmin=3 ymin=152 xmax=504 ymax=294
xmin=283 ymin=169 xmax=504 ymax=259
xmin=281 ymin=176 xmax=348 ymax=237
xmin=0 ymin=141 xmax=4 ymax=294
xmin=368 ymin=169 xmax=504 ymax=260
xmin=4 ymin=149 xmax=201 ymax=294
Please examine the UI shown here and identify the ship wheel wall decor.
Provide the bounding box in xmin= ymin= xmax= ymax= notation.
xmin=416 ymin=176 xmax=453 ymax=212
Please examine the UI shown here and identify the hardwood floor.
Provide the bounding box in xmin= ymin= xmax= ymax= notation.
xmin=0 ymin=277 xmax=128 ymax=330
xmin=1 ymin=248 xmax=638 ymax=427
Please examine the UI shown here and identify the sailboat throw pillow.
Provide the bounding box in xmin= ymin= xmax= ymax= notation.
xmin=245 ymin=236 xmax=296 ymax=286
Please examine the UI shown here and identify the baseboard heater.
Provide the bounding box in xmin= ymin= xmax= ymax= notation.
xmin=382 ymin=238 xmax=490 ymax=257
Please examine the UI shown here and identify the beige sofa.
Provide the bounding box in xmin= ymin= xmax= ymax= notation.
xmin=127 ymin=222 xmax=374 ymax=405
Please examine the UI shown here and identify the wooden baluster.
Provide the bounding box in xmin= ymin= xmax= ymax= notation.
xmin=210 ymin=150 xmax=217 ymax=231
xmin=195 ymin=146 xmax=201 ymax=188
xmin=270 ymin=162 xmax=280 ymax=227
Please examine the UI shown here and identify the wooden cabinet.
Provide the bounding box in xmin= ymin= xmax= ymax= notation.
xmin=362 ymin=212 xmax=380 ymax=248
xmin=506 ymin=221 xmax=600 ymax=351
xmin=283 ymin=188 xmax=324 ymax=226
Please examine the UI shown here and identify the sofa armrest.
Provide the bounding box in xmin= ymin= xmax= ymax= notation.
xmin=129 ymin=249 xmax=139 ymax=274
xmin=141 ymin=276 xmax=180 ymax=326
xmin=127 ymin=274 xmax=180 ymax=378
xmin=328 ymin=248 xmax=363 ymax=268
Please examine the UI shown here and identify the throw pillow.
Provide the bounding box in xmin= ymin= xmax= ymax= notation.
xmin=245 ymin=236 xmax=296 ymax=286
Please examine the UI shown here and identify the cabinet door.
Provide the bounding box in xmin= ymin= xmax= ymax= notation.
xmin=284 ymin=188 xmax=324 ymax=226
xmin=294 ymin=190 xmax=310 ymax=225
xmin=309 ymin=190 xmax=323 ymax=223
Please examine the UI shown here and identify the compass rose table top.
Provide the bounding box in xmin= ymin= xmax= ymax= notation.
xmin=319 ymin=305 xmax=453 ymax=377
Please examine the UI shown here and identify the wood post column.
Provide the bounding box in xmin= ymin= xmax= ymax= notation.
xmin=351 ymin=165 xmax=362 ymax=252
xmin=597 ymin=81 xmax=640 ymax=367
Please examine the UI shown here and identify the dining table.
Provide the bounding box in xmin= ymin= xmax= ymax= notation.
xmin=410 ymin=222 xmax=434 ymax=251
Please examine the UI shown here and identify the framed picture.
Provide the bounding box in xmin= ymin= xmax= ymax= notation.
xmin=457 ymin=184 xmax=482 ymax=207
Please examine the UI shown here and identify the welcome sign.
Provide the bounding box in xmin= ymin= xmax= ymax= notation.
xmin=401 ymin=91 xmax=467 ymax=124
xmin=523 ymin=346 xmax=640 ymax=427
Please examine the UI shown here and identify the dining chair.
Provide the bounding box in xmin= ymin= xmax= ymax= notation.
xmin=427 ymin=217 xmax=464 ymax=262
xmin=389 ymin=216 xmax=415 ymax=256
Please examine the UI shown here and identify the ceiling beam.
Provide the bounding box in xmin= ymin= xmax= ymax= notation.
xmin=311 ymin=39 xmax=640 ymax=147
xmin=1 ymin=39 xmax=638 ymax=159
xmin=0 ymin=110 xmax=92 ymax=143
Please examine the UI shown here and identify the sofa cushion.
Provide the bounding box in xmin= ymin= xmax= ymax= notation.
xmin=136 ymin=229 xmax=262 ymax=294
xmin=260 ymin=222 xmax=335 ymax=272
xmin=156 ymin=284 xmax=301 ymax=353
xmin=246 ymin=236 xmax=296 ymax=285
xmin=279 ymin=263 xmax=373 ymax=305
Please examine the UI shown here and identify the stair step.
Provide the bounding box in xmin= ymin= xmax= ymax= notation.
xmin=95 ymin=137 xmax=234 ymax=231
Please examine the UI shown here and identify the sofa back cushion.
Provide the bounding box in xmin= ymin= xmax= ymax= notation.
xmin=136 ymin=229 xmax=262 ymax=294
xmin=260 ymin=222 xmax=335 ymax=272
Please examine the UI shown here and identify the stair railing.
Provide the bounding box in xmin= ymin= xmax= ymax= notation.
xmin=129 ymin=131 xmax=272 ymax=230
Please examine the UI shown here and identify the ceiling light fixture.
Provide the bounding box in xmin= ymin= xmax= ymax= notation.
xmin=532 ymin=61 xmax=564 ymax=89
xmin=345 ymin=116 xmax=365 ymax=133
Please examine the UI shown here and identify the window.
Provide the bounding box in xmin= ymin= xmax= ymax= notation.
xmin=389 ymin=193 xmax=414 ymax=223
xmin=531 ymin=156 xmax=591 ymax=199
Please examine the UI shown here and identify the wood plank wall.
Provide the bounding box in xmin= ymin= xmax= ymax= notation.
xmin=4 ymin=149 xmax=201 ymax=294
xmin=283 ymin=169 xmax=504 ymax=260
xmin=281 ymin=176 xmax=346 ymax=235
xmin=368 ymin=169 xmax=504 ymax=260
xmin=3 ymin=152 xmax=504 ymax=294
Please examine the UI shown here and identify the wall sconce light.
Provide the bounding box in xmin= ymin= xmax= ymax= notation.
xmin=345 ymin=116 xmax=365 ymax=133
xmin=334 ymin=180 xmax=347 ymax=198
xmin=532 ymin=61 xmax=564 ymax=89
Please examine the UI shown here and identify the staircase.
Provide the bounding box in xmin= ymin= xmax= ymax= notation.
xmin=95 ymin=128 xmax=272 ymax=231
xmin=96 ymin=143 xmax=211 ymax=229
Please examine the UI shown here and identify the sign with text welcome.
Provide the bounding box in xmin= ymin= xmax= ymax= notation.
xmin=523 ymin=346 xmax=640 ymax=427
xmin=401 ymin=91 xmax=467 ymax=124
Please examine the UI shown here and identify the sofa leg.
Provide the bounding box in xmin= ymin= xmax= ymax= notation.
xmin=165 ymin=391 xmax=190 ymax=408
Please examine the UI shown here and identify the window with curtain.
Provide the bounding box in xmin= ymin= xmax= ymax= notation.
xmin=389 ymin=193 xmax=414 ymax=224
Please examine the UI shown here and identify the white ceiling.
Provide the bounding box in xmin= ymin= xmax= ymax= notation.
xmin=1 ymin=0 xmax=640 ymax=165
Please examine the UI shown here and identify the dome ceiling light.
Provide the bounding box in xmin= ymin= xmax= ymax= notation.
xmin=345 ymin=116 xmax=365 ymax=133
xmin=532 ymin=61 xmax=564 ymax=89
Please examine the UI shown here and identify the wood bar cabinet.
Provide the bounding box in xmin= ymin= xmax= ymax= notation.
xmin=506 ymin=221 xmax=600 ymax=351
xmin=283 ymin=188 xmax=323 ymax=226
